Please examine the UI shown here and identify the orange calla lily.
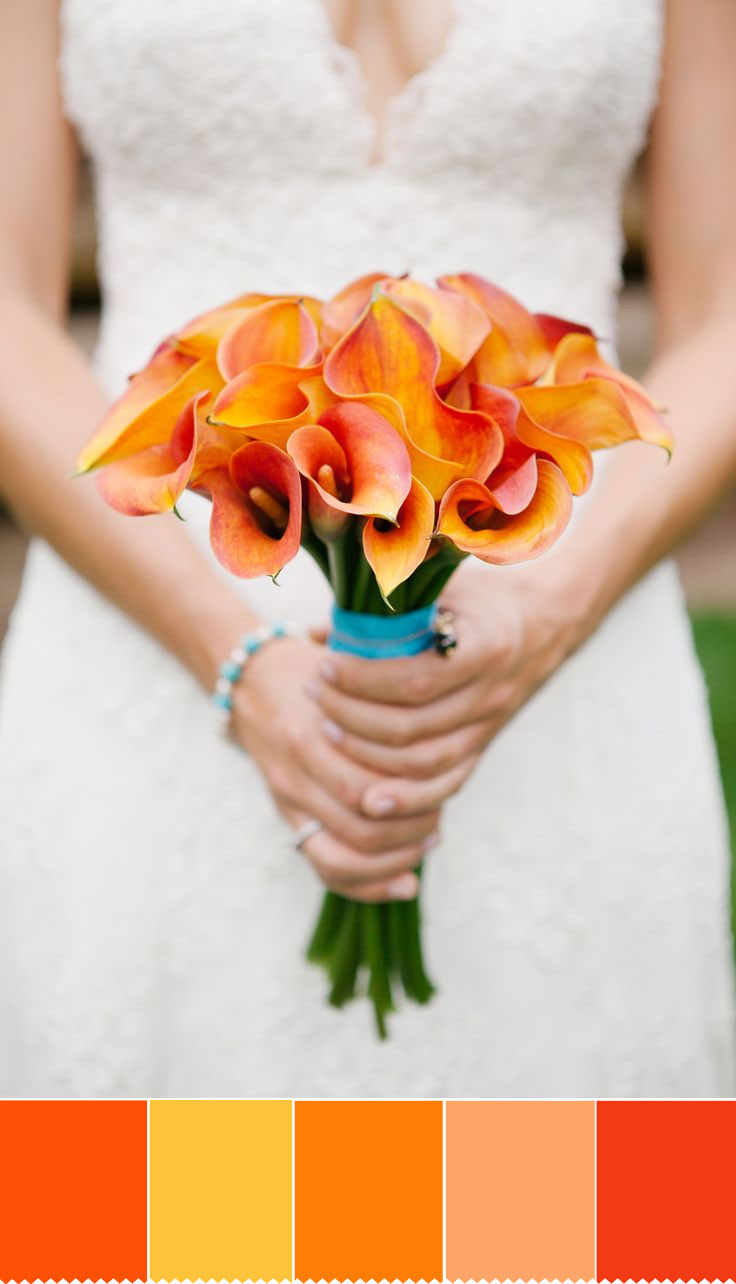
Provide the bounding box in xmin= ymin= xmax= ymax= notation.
xmin=95 ymin=392 xmax=203 ymax=516
xmin=438 ymin=458 xmax=573 ymax=563
xmin=298 ymin=372 xmax=339 ymax=421
xmin=288 ymin=401 xmax=412 ymax=522
xmin=324 ymin=292 xmax=504 ymax=482
xmin=383 ymin=277 xmax=490 ymax=384
xmin=439 ymin=273 xmax=551 ymax=385
xmin=75 ymin=347 xmax=222 ymax=474
xmin=197 ymin=441 xmax=302 ymax=579
xmin=208 ymin=361 xmax=322 ymax=447
xmin=545 ymin=332 xmax=674 ymax=455
xmin=469 ymin=383 xmax=538 ymax=511
xmin=534 ymin=312 xmax=594 ymax=349
xmin=217 ymin=298 xmax=321 ymax=381
xmin=173 ymin=293 xmax=271 ymax=358
xmin=517 ymin=378 xmax=663 ymax=494
xmin=363 ymin=476 xmax=436 ymax=598
xmin=438 ymin=273 xmax=593 ymax=387
xmin=320 ymin=271 xmax=391 ymax=348
xmin=324 ymin=389 xmax=463 ymax=501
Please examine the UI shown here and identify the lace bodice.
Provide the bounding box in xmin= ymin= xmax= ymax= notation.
xmin=60 ymin=0 xmax=663 ymax=394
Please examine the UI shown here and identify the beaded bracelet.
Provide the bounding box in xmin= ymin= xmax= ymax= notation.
xmin=212 ymin=620 xmax=301 ymax=730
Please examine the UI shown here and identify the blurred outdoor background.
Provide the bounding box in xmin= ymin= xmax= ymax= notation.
xmin=1 ymin=159 xmax=734 ymax=909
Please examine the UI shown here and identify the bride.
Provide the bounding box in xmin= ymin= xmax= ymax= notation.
xmin=0 ymin=0 xmax=734 ymax=1097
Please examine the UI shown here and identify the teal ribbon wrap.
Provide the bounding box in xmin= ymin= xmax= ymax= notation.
xmin=328 ymin=603 xmax=438 ymax=659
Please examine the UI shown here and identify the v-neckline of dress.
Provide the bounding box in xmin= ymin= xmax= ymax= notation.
xmin=311 ymin=0 xmax=463 ymax=168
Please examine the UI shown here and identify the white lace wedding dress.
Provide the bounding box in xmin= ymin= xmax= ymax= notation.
xmin=0 ymin=0 xmax=734 ymax=1097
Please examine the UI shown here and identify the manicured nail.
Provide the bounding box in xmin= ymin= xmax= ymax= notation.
xmin=304 ymin=681 xmax=320 ymax=700
xmin=366 ymin=794 xmax=397 ymax=816
xmin=388 ymin=874 xmax=418 ymax=900
xmin=422 ymin=832 xmax=441 ymax=853
xmin=319 ymin=660 xmax=337 ymax=682
xmin=322 ymin=719 xmax=343 ymax=744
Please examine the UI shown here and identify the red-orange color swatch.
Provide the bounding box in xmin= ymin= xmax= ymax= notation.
xmin=597 ymin=1099 xmax=736 ymax=1283
xmin=0 ymin=1100 xmax=147 ymax=1284
xmin=295 ymin=1099 xmax=443 ymax=1283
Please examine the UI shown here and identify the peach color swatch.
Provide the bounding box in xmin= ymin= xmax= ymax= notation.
xmin=446 ymin=1098 xmax=595 ymax=1282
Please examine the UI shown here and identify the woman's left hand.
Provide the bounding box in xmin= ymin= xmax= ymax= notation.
xmin=310 ymin=562 xmax=584 ymax=821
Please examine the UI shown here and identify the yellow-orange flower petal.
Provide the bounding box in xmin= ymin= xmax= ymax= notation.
xmin=545 ymin=332 xmax=674 ymax=454
xmin=173 ymin=293 xmax=270 ymax=358
xmin=516 ymin=378 xmax=659 ymax=494
xmin=438 ymin=273 xmax=551 ymax=385
xmin=438 ymin=274 xmax=594 ymax=388
xmin=298 ymin=372 xmax=339 ymax=421
xmin=320 ymin=271 xmax=391 ymax=348
xmin=95 ymin=393 xmax=202 ymax=516
xmin=331 ymin=390 xmax=464 ymax=501
xmin=197 ymin=442 xmax=302 ymax=579
xmin=438 ymin=458 xmax=573 ymax=563
xmin=383 ymin=278 xmax=490 ymax=384
xmin=209 ymin=362 xmax=321 ymax=446
xmin=363 ymin=476 xmax=436 ymax=598
xmin=324 ymin=293 xmax=503 ymax=482
xmin=288 ymin=401 xmax=412 ymax=520
xmin=217 ymin=299 xmax=320 ymax=381
xmin=75 ymin=349 xmax=221 ymax=474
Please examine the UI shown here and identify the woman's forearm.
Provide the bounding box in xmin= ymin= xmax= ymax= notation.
xmin=0 ymin=291 xmax=260 ymax=690
xmin=544 ymin=310 xmax=736 ymax=643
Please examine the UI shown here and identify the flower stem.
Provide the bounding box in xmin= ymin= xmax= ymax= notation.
xmin=327 ymin=900 xmax=361 ymax=1008
xmin=327 ymin=534 xmax=352 ymax=608
xmin=361 ymin=904 xmax=395 ymax=1038
xmin=306 ymin=890 xmax=345 ymax=964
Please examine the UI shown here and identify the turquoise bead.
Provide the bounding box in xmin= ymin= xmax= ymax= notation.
xmin=219 ymin=659 xmax=242 ymax=682
xmin=273 ymin=622 xmax=287 ymax=638
xmin=213 ymin=690 xmax=233 ymax=711
xmin=244 ymin=636 xmax=261 ymax=654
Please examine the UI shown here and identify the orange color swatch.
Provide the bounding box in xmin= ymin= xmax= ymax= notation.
xmin=0 ymin=1099 xmax=147 ymax=1284
xmin=597 ymin=1099 xmax=736 ymax=1282
xmin=446 ymin=1099 xmax=595 ymax=1282
xmin=295 ymin=1099 xmax=443 ymax=1283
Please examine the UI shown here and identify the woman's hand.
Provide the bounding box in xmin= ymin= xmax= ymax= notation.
xmin=230 ymin=634 xmax=440 ymax=902
xmin=310 ymin=561 xmax=584 ymax=820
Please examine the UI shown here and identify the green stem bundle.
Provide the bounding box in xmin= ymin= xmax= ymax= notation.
xmin=305 ymin=528 xmax=465 ymax=1037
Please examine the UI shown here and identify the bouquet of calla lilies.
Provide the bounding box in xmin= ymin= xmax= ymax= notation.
xmin=76 ymin=270 xmax=673 ymax=1036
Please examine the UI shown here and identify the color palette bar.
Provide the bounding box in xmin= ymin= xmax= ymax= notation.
xmin=1 ymin=1099 xmax=735 ymax=1283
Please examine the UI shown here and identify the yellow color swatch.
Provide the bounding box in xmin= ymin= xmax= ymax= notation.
xmin=150 ymin=1099 xmax=292 ymax=1283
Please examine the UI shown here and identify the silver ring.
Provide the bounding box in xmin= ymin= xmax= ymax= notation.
xmin=292 ymin=818 xmax=323 ymax=852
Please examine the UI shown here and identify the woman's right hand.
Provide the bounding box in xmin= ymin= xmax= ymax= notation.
xmin=230 ymin=634 xmax=440 ymax=902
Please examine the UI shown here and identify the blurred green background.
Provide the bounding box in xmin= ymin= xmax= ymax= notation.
xmin=691 ymin=613 xmax=736 ymax=927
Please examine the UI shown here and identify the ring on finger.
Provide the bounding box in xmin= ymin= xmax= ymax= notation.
xmin=292 ymin=817 xmax=324 ymax=852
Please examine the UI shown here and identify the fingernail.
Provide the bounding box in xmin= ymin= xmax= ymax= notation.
xmin=365 ymin=794 xmax=397 ymax=816
xmin=422 ymin=832 xmax=441 ymax=853
xmin=322 ymin=719 xmax=343 ymax=744
xmin=304 ymin=681 xmax=319 ymax=700
xmin=319 ymin=660 xmax=337 ymax=682
xmin=388 ymin=874 xmax=418 ymax=901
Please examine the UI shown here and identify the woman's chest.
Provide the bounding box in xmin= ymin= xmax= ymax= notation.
xmin=60 ymin=0 xmax=663 ymax=189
